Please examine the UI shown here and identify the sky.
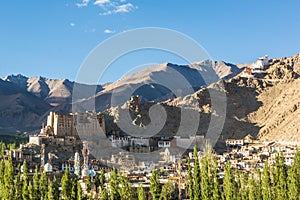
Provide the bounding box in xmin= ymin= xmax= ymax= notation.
xmin=1 ymin=0 xmax=300 ymax=84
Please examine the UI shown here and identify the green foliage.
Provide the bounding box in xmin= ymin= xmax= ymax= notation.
xmin=138 ymin=183 xmax=147 ymax=200
xmin=102 ymin=188 xmax=108 ymax=200
xmin=40 ymin=171 xmax=48 ymax=200
xmin=77 ymin=182 xmax=83 ymax=200
xmin=86 ymin=174 xmax=92 ymax=193
xmin=187 ymin=157 xmax=194 ymax=199
xmin=276 ymin=153 xmax=287 ymax=200
xmin=287 ymin=151 xmax=300 ymax=200
xmin=71 ymin=179 xmax=78 ymax=200
xmin=22 ymin=160 xmax=30 ymax=200
xmin=2 ymin=159 xmax=15 ymax=200
xmin=193 ymin=145 xmax=201 ymax=200
xmin=159 ymin=182 xmax=175 ymax=200
xmin=223 ymin=164 xmax=235 ymax=200
xmin=109 ymin=168 xmax=120 ymax=200
xmin=62 ymin=167 xmax=72 ymax=199
xmin=150 ymin=169 xmax=161 ymax=200
xmin=33 ymin=166 xmax=40 ymax=199
xmin=118 ymin=174 xmax=134 ymax=200
xmin=14 ymin=165 xmax=23 ymax=200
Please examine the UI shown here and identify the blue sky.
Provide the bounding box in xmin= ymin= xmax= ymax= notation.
xmin=1 ymin=0 xmax=300 ymax=84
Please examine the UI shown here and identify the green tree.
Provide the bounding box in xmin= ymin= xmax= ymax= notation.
xmin=193 ymin=145 xmax=201 ymax=200
xmin=187 ymin=157 xmax=194 ymax=199
xmin=211 ymin=157 xmax=220 ymax=200
xmin=86 ymin=174 xmax=92 ymax=193
xmin=40 ymin=171 xmax=48 ymax=200
xmin=159 ymin=182 xmax=175 ymax=200
xmin=62 ymin=167 xmax=72 ymax=199
xmin=28 ymin=180 xmax=34 ymax=200
xmin=241 ymin=173 xmax=249 ymax=200
xmin=275 ymin=153 xmax=287 ymax=200
xmin=3 ymin=159 xmax=15 ymax=200
xmin=119 ymin=174 xmax=134 ymax=200
xmin=33 ymin=167 xmax=40 ymax=200
xmin=48 ymin=181 xmax=55 ymax=200
xmin=77 ymin=182 xmax=83 ymax=200
xmin=138 ymin=183 xmax=146 ymax=200
xmin=109 ymin=168 xmax=120 ymax=200
xmin=100 ymin=170 xmax=106 ymax=187
xmin=248 ymin=173 xmax=256 ymax=200
xmin=223 ymin=164 xmax=234 ymax=200
xmin=256 ymin=169 xmax=262 ymax=200
xmin=150 ymin=169 xmax=161 ymax=200
xmin=71 ymin=179 xmax=78 ymax=200
xmin=14 ymin=164 xmax=23 ymax=200
xmin=102 ymin=188 xmax=108 ymax=200
xmin=0 ymin=160 xmax=4 ymax=199
xmin=22 ymin=160 xmax=30 ymax=200
xmin=0 ymin=142 xmax=6 ymax=156
xmin=287 ymin=161 xmax=300 ymax=200
xmin=52 ymin=176 xmax=60 ymax=200
xmin=200 ymin=155 xmax=212 ymax=200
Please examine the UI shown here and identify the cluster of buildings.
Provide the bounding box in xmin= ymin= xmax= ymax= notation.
xmin=220 ymin=135 xmax=299 ymax=171
xmin=3 ymin=109 xmax=300 ymax=197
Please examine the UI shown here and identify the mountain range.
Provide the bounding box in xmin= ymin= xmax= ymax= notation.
xmin=2 ymin=54 xmax=300 ymax=148
xmin=0 ymin=60 xmax=242 ymax=134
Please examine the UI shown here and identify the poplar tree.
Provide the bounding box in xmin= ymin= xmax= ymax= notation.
xmin=193 ymin=145 xmax=201 ymax=200
xmin=119 ymin=174 xmax=134 ymax=200
xmin=276 ymin=154 xmax=287 ymax=200
xmin=3 ymin=159 xmax=15 ymax=200
xmin=187 ymin=157 xmax=194 ymax=199
xmin=109 ymin=168 xmax=120 ymax=200
xmin=48 ymin=181 xmax=55 ymax=200
xmin=138 ymin=183 xmax=146 ymax=200
xmin=14 ymin=164 xmax=23 ymax=200
xmin=223 ymin=164 xmax=234 ymax=200
xmin=40 ymin=171 xmax=48 ymax=200
xmin=256 ymin=169 xmax=262 ymax=200
xmin=287 ymin=161 xmax=299 ymax=200
xmin=0 ymin=160 xmax=4 ymax=199
xmin=241 ymin=173 xmax=249 ymax=200
xmin=86 ymin=174 xmax=92 ymax=193
xmin=22 ymin=160 xmax=30 ymax=200
xmin=33 ymin=167 xmax=40 ymax=199
xmin=235 ymin=170 xmax=242 ymax=200
xmin=150 ymin=169 xmax=161 ymax=200
xmin=52 ymin=176 xmax=60 ymax=200
xmin=62 ymin=167 xmax=72 ymax=199
xmin=248 ymin=173 xmax=256 ymax=200
xmin=71 ymin=179 xmax=78 ymax=200
xmin=77 ymin=182 xmax=83 ymax=200
xmin=201 ymin=155 xmax=211 ymax=200
xmin=160 ymin=182 xmax=175 ymax=200
xmin=102 ymin=188 xmax=109 ymax=200
xmin=28 ymin=181 xmax=34 ymax=200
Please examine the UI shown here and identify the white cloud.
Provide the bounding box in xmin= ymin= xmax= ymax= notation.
xmin=75 ymin=0 xmax=137 ymax=15
xmin=94 ymin=0 xmax=111 ymax=6
xmin=104 ymin=29 xmax=115 ymax=34
xmin=114 ymin=3 xmax=135 ymax=13
xmin=99 ymin=3 xmax=137 ymax=15
xmin=76 ymin=0 xmax=90 ymax=7
xmin=70 ymin=22 xmax=76 ymax=27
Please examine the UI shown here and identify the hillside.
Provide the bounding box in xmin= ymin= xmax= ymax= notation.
xmin=87 ymin=61 xmax=242 ymax=111
xmin=0 ymin=79 xmax=51 ymax=134
xmin=102 ymin=54 xmax=300 ymax=151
